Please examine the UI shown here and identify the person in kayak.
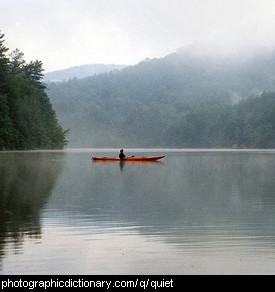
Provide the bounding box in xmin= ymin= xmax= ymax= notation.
xmin=119 ymin=149 xmax=134 ymax=160
xmin=119 ymin=149 xmax=126 ymax=160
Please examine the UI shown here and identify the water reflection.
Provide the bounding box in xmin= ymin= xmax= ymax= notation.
xmin=119 ymin=160 xmax=124 ymax=171
xmin=45 ymin=150 xmax=275 ymax=274
xmin=0 ymin=152 xmax=64 ymax=265
xmin=91 ymin=159 xmax=164 ymax=172
xmin=51 ymin=151 xmax=275 ymax=241
xmin=1 ymin=150 xmax=275 ymax=274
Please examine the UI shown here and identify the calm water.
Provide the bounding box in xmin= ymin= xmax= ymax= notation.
xmin=0 ymin=149 xmax=275 ymax=275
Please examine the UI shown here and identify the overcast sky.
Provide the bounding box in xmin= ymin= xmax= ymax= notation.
xmin=1 ymin=0 xmax=274 ymax=72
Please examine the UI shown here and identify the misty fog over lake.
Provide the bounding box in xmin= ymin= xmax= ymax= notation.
xmin=1 ymin=0 xmax=275 ymax=276
xmin=1 ymin=149 xmax=275 ymax=274
xmin=46 ymin=48 xmax=275 ymax=150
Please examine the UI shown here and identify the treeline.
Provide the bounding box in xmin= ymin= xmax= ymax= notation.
xmin=47 ymin=49 xmax=275 ymax=149
xmin=0 ymin=32 xmax=68 ymax=150
xmin=44 ymin=64 xmax=126 ymax=82
xmin=165 ymin=91 xmax=274 ymax=148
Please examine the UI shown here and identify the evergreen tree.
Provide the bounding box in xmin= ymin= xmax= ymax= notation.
xmin=23 ymin=60 xmax=46 ymax=90
xmin=9 ymin=48 xmax=26 ymax=74
xmin=0 ymin=31 xmax=9 ymax=94
xmin=0 ymin=31 xmax=68 ymax=150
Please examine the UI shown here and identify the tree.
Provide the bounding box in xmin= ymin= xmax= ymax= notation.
xmin=9 ymin=48 xmax=26 ymax=74
xmin=0 ymin=94 xmax=18 ymax=149
xmin=23 ymin=60 xmax=46 ymax=90
xmin=0 ymin=31 xmax=68 ymax=150
xmin=0 ymin=31 xmax=9 ymax=94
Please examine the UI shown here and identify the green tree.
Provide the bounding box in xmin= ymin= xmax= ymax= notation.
xmin=0 ymin=31 xmax=9 ymax=94
xmin=8 ymin=48 xmax=26 ymax=74
xmin=23 ymin=60 xmax=46 ymax=90
xmin=0 ymin=31 xmax=68 ymax=150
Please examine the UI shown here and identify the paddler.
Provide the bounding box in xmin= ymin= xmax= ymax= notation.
xmin=119 ymin=149 xmax=134 ymax=160
xmin=119 ymin=149 xmax=126 ymax=160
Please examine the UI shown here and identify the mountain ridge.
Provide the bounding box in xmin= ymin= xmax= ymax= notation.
xmin=44 ymin=63 xmax=127 ymax=82
xmin=46 ymin=47 xmax=275 ymax=148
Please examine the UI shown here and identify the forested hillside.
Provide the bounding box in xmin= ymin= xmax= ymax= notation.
xmin=44 ymin=64 xmax=126 ymax=82
xmin=47 ymin=48 xmax=275 ymax=149
xmin=0 ymin=32 xmax=68 ymax=150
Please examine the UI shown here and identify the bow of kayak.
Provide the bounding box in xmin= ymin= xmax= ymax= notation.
xmin=92 ymin=155 xmax=165 ymax=161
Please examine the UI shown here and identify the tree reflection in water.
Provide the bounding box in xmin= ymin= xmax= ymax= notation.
xmin=0 ymin=152 xmax=64 ymax=263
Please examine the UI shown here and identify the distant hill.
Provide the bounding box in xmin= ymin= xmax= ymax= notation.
xmin=47 ymin=47 xmax=275 ymax=149
xmin=44 ymin=64 xmax=126 ymax=82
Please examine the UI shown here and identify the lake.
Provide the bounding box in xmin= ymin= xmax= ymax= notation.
xmin=0 ymin=149 xmax=275 ymax=275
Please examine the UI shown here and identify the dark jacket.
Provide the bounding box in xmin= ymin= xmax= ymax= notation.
xmin=119 ymin=153 xmax=125 ymax=160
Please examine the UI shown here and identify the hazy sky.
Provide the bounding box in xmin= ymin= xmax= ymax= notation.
xmin=1 ymin=0 xmax=274 ymax=72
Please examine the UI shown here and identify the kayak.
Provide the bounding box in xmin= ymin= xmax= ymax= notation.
xmin=92 ymin=156 xmax=165 ymax=161
xmin=92 ymin=155 xmax=165 ymax=161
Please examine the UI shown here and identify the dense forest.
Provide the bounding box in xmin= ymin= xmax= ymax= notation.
xmin=47 ymin=48 xmax=275 ymax=148
xmin=0 ymin=32 xmax=68 ymax=150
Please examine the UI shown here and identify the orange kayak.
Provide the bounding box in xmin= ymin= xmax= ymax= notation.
xmin=92 ymin=155 xmax=165 ymax=161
